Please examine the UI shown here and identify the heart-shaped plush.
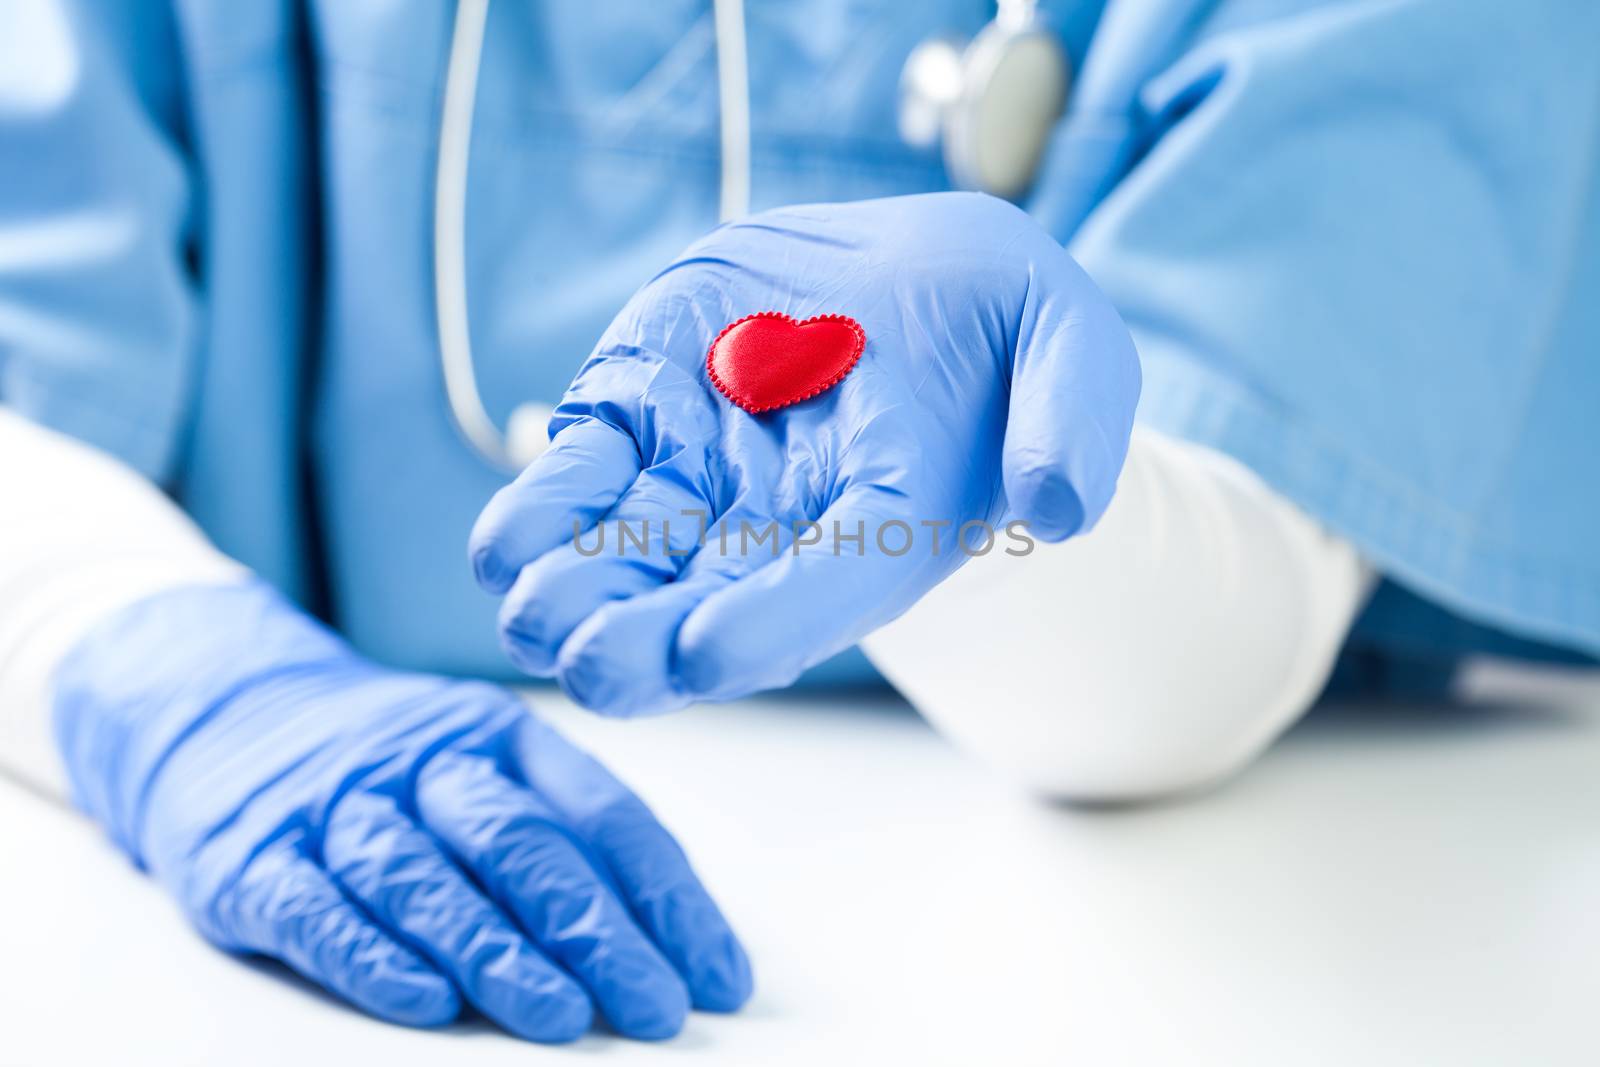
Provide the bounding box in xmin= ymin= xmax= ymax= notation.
xmin=707 ymin=311 xmax=865 ymax=414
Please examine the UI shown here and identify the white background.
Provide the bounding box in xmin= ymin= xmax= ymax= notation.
xmin=3 ymin=662 xmax=1597 ymax=1066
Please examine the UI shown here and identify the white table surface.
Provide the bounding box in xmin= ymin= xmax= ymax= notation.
xmin=3 ymin=662 xmax=1598 ymax=1066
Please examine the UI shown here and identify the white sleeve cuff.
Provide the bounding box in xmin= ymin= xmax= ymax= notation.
xmin=863 ymin=427 xmax=1374 ymax=801
xmin=0 ymin=410 xmax=247 ymax=799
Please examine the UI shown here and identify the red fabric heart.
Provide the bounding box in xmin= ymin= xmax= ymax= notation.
xmin=707 ymin=311 xmax=865 ymax=414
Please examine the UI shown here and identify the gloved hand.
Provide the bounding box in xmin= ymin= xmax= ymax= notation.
xmin=52 ymin=581 xmax=751 ymax=1042
xmin=470 ymin=192 xmax=1140 ymax=714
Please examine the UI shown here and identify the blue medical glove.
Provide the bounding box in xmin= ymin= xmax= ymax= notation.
xmin=52 ymin=581 xmax=751 ymax=1042
xmin=470 ymin=192 xmax=1140 ymax=714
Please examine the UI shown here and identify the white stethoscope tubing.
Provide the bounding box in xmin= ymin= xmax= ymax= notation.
xmin=434 ymin=0 xmax=752 ymax=471
xmin=434 ymin=0 xmax=509 ymax=469
xmin=711 ymin=0 xmax=752 ymax=223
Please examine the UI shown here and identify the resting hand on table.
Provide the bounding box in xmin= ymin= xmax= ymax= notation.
xmin=53 ymin=581 xmax=750 ymax=1042
xmin=470 ymin=192 xmax=1140 ymax=715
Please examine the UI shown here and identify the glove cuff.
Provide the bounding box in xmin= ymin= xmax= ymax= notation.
xmin=51 ymin=579 xmax=356 ymax=860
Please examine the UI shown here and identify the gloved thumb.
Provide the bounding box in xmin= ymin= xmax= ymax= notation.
xmin=1002 ymin=260 xmax=1141 ymax=542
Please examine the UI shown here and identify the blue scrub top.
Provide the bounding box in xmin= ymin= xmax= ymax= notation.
xmin=3 ymin=0 xmax=1598 ymax=686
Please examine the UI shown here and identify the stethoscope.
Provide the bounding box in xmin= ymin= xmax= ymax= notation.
xmin=434 ymin=0 xmax=1071 ymax=471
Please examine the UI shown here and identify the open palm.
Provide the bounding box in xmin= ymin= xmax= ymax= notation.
xmin=470 ymin=193 xmax=1139 ymax=715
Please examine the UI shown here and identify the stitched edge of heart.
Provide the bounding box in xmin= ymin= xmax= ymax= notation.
xmin=706 ymin=311 xmax=866 ymax=414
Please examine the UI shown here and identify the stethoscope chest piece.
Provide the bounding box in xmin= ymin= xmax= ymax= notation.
xmin=899 ymin=15 xmax=1070 ymax=200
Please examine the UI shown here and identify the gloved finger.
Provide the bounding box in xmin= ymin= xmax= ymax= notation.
xmin=514 ymin=718 xmax=754 ymax=1011
xmin=210 ymin=841 xmax=459 ymax=1028
xmin=324 ymin=790 xmax=594 ymax=1043
xmin=552 ymin=508 xmax=768 ymax=716
xmin=674 ymin=483 xmax=923 ymax=700
xmin=469 ymin=416 xmax=641 ymax=594
xmin=496 ymin=464 xmax=711 ymax=676
xmin=1003 ymin=255 xmax=1140 ymax=541
xmin=417 ymin=751 xmax=691 ymax=1041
